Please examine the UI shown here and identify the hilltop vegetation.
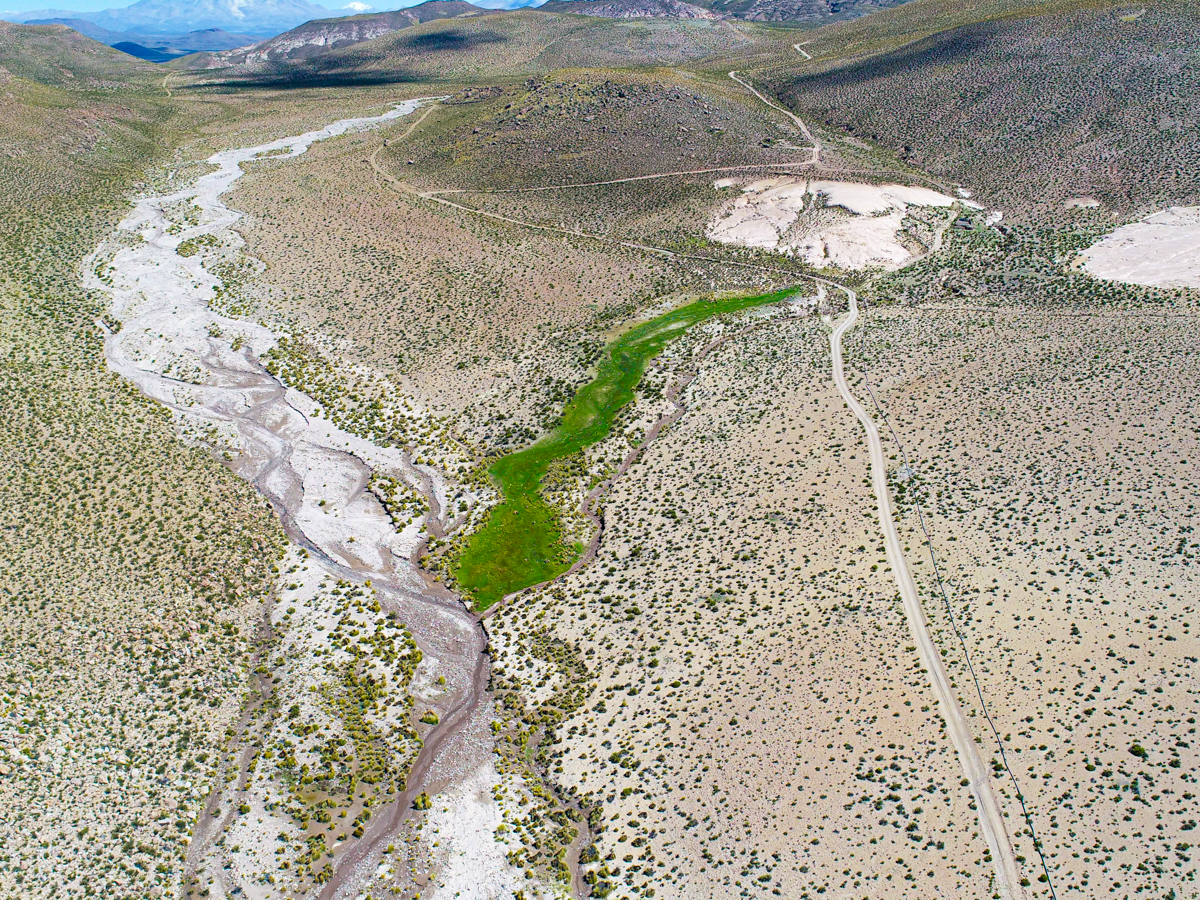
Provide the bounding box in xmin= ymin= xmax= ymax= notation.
xmin=767 ymin=0 xmax=1200 ymax=215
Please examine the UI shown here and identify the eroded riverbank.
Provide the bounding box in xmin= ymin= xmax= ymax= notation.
xmin=84 ymin=100 xmax=523 ymax=900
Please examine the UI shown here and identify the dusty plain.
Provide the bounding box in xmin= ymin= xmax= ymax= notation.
xmin=3 ymin=0 xmax=1200 ymax=898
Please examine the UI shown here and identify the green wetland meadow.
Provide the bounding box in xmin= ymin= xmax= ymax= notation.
xmin=453 ymin=286 xmax=799 ymax=609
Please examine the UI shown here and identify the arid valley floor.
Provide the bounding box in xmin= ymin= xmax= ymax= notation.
xmin=1 ymin=1 xmax=1198 ymax=899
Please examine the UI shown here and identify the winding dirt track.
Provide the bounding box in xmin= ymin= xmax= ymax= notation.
xmin=831 ymin=288 xmax=1026 ymax=900
xmin=426 ymin=161 xmax=816 ymax=196
xmin=371 ymin=87 xmax=1029 ymax=897
xmin=729 ymin=70 xmax=821 ymax=164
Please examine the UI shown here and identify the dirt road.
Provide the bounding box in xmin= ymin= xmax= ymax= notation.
xmin=830 ymin=287 xmax=1027 ymax=900
xmin=729 ymin=70 xmax=821 ymax=164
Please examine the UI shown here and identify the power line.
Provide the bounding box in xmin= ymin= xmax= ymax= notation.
xmin=854 ymin=303 xmax=1059 ymax=900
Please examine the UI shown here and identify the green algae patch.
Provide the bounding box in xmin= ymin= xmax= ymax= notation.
xmin=454 ymin=287 xmax=798 ymax=610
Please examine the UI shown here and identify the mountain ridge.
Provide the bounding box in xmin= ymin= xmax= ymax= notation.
xmin=4 ymin=0 xmax=354 ymax=37
xmin=536 ymin=0 xmax=719 ymax=18
xmin=185 ymin=0 xmax=487 ymax=66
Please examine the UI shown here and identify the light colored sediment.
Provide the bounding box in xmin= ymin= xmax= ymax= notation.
xmin=708 ymin=177 xmax=965 ymax=271
xmin=83 ymin=100 xmax=523 ymax=900
xmin=1081 ymin=206 xmax=1200 ymax=288
xmin=422 ymin=762 xmax=543 ymax=900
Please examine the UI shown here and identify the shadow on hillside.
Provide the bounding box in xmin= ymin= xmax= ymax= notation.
xmin=202 ymin=61 xmax=421 ymax=90
xmin=195 ymin=27 xmax=510 ymax=89
xmin=398 ymin=28 xmax=507 ymax=51
xmin=789 ymin=25 xmax=993 ymax=91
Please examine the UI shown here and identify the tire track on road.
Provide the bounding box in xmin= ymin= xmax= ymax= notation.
xmin=831 ymin=287 xmax=1028 ymax=900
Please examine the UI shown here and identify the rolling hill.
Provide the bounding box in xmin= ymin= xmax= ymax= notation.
xmin=537 ymin=0 xmax=720 ymax=19
xmin=186 ymin=6 xmax=758 ymax=79
xmin=768 ymin=0 xmax=1200 ymax=214
xmin=191 ymin=1 xmax=488 ymax=66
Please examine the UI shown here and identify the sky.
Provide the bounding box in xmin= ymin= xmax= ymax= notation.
xmin=0 ymin=0 xmax=384 ymax=14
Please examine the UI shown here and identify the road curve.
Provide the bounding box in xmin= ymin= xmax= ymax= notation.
xmin=729 ymin=70 xmax=820 ymax=165
xmin=830 ymin=288 xmax=1027 ymax=900
xmin=374 ymin=103 xmax=1027 ymax=899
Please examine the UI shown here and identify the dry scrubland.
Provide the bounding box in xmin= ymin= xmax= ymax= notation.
xmin=849 ymin=225 xmax=1200 ymax=898
xmin=847 ymin=304 xmax=1200 ymax=898
xmin=488 ymin=301 xmax=1009 ymax=899
xmin=485 ymin=225 xmax=1200 ymax=900
xmin=395 ymin=74 xmax=803 ymax=189
xmin=222 ymin=72 xmax=806 ymax=455
xmin=771 ymin=0 xmax=1200 ymax=217
xmin=0 ymin=32 xmax=473 ymax=898
xmin=4 ymin=1 xmax=1200 ymax=898
xmin=186 ymin=549 xmax=430 ymax=898
xmin=697 ymin=0 xmax=911 ymax=23
xmin=225 ymin=113 xmax=684 ymax=454
xmin=0 ymin=25 xmax=285 ymax=900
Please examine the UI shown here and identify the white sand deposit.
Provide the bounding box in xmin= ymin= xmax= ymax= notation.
xmin=707 ymin=178 xmax=962 ymax=270
xmin=1081 ymin=206 xmax=1200 ymax=288
xmin=708 ymin=176 xmax=808 ymax=249
xmin=84 ymin=99 xmax=501 ymax=898
xmin=423 ymin=762 xmax=542 ymax=900
xmin=809 ymin=180 xmax=958 ymax=216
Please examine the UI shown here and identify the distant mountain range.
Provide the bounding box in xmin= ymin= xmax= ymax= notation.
xmin=0 ymin=0 xmax=545 ymax=35
xmin=3 ymin=0 xmax=349 ymax=36
xmin=23 ymin=16 xmax=255 ymax=52
xmin=193 ymin=0 xmax=486 ymax=65
xmin=2 ymin=0 xmax=906 ymax=63
xmin=538 ymin=0 xmax=716 ymax=18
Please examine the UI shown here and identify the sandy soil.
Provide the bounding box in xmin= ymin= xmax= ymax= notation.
xmin=708 ymin=178 xmax=963 ymax=271
xmin=422 ymin=762 xmax=548 ymax=900
xmin=489 ymin=308 xmax=1004 ymax=900
xmin=485 ymin=288 xmax=1200 ymax=900
xmin=84 ymin=101 xmax=518 ymax=900
xmin=850 ymin=303 xmax=1200 ymax=899
xmin=1081 ymin=206 xmax=1200 ymax=288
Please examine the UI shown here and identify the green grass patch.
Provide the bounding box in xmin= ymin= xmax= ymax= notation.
xmin=453 ymin=286 xmax=799 ymax=610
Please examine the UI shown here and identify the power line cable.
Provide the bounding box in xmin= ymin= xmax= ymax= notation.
xmin=854 ymin=301 xmax=1059 ymax=900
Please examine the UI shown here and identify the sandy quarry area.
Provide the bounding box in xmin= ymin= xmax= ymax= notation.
xmin=1081 ymin=206 xmax=1200 ymax=288
xmin=708 ymin=178 xmax=963 ymax=270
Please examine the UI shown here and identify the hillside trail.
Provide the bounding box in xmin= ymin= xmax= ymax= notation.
xmin=729 ymin=70 xmax=821 ymax=164
xmin=426 ymin=159 xmax=816 ymax=195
